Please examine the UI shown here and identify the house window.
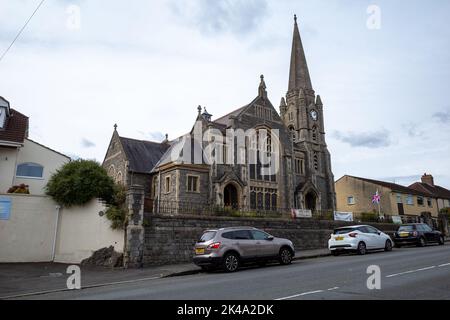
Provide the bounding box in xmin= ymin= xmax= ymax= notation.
xmin=347 ymin=196 xmax=355 ymax=205
xmin=165 ymin=176 xmax=171 ymax=193
xmin=406 ymin=195 xmax=413 ymax=205
xmin=16 ymin=163 xmax=44 ymax=178
xmin=427 ymin=198 xmax=432 ymax=207
xmin=417 ymin=196 xmax=424 ymax=206
xmin=187 ymin=175 xmax=199 ymax=192
xmin=396 ymin=194 xmax=402 ymax=204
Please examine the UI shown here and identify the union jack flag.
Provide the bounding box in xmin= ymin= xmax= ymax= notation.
xmin=372 ymin=190 xmax=381 ymax=204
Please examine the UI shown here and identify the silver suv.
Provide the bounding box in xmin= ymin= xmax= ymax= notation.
xmin=193 ymin=227 xmax=295 ymax=272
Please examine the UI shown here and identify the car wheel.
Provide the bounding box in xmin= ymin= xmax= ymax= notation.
xmin=279 ymin=247 xmax=293 ymax=265
xmin=417 ymin=237 xmax=426 ymax=247
xmin=438 ymin=236 xmax=445 ymax=245
xmin=357 ymin=242 xmax=367 ymax=255
xmin=384 ymin=240 xmax=393 ymax=252
xmin=223 ymin=252 xmax=240 ymax=272
xmin=331 ymin=250 xmax=340 ymax=256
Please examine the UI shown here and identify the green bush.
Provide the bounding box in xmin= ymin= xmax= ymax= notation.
xmin=46 ymin=159 xmax=115 ymax=207
xmin=105 ymin=184 xmax=127 ymax=229
xmin=360 ymin=212 xmax=379 ymax=222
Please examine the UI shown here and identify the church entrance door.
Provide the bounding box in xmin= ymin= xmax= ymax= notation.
xmin=224 ymin=184 xmax=239 ymax=209
xmin=305 ymin=191 xmax=317 ymax=212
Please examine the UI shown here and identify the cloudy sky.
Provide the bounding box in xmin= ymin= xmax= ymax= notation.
xmin=1 ymin=0 xmax=449 ymax=188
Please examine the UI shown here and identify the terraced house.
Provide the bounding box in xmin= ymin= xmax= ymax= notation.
xmin=335 ymin=174 xmax=450 ymax=227
xmin=103 ymin=17 xmax=336 ymax=214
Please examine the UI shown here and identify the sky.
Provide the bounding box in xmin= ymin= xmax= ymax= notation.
xmin=0 ymin=0 xmax=449 ymax=188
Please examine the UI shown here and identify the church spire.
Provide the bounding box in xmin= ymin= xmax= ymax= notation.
xmin=288 ymin=14 xmax=313 ymax=92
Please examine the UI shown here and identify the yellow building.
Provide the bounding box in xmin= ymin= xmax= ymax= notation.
xmin=335 ymin=175 xmax=441 ymax=222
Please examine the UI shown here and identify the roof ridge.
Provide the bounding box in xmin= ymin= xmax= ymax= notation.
xmin=119 ymin=135 xmax=164 ymax=145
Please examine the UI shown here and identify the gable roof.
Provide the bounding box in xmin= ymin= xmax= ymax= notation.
xmin=0 ymin=108 xmax=29 ymax=146
xmin=409 ymin=182 xmax=450 ymax=200
xmin=340 ymin=175 xmax=433 ymax=197
xmin=119 ymin=136 xmax=170 ymax=174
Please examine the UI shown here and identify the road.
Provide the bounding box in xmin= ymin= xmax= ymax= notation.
xmin=13 ymin=243 xmax=450 ymax=300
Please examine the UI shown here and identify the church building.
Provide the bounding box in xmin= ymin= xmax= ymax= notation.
xmin=103 ymin=16 xmax=336 ymax=214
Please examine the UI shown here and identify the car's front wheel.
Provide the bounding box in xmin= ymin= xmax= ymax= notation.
xmin=222 ymin=252 xmax=240 ymax=272
xmin=279 ymin=247 xmax=293 ymax=265
xmin=357 ymin=242 xmax=367 ymax=255
xmin=384 ymin=240 xmax=393 ymax=252
xmin=438 ymin=236 xmax=445 ymax=245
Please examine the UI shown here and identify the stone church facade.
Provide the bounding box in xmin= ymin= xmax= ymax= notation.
xmin=103 ymin=17 xmax=336 ymax=214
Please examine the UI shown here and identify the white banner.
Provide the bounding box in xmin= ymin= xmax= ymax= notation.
xmin=291 ymin=209 xmax=312 ymax=218
xmin=391 ymin=216 xmax=403 ymax=224
xmin=334 ymin=211 xmax=353 ymax=222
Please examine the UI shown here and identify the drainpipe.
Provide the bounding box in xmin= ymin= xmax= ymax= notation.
xmin=157 ymin=171 xmax=161 ymax=213
xmin=52 ymin=205 xmax=61 ymax=262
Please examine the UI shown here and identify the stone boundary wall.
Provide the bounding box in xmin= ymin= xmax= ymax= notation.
xmin=143 ymin=214 xmax=398 ymax=266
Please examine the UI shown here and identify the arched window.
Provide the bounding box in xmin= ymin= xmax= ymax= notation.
xmin=16 ymin=162 xmax=44 ymax=178
xmin=116 ymin=171 xmax=123 ymax=184
xmin=108 ymin=165 xmax=116 ymax=177
xmin=289 ymin=126 xmax=296 ymax=142
xmin=312 ymin=126 xmax=318 ymax=141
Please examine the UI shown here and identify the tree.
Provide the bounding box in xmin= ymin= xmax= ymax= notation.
xmin=46 ymin=159 xmax=115 ymax=207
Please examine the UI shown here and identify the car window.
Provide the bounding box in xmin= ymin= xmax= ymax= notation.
xmin=199 ymin=231 xmax=216 ymax=242
xmin=366 ymin=226 xmax=380 ymax=234
xmin=357 ymin=226 xmax=370 ymax=233
xmin=251 ymin=230 xmax=270 ymax=240
xmin=222 ymin=232 xmax=234 ymax=239
xmin=333 ymin=228 xmax=356 ymax=234
xmin=421 ymin=224 xmax=432 ymax=232
xmin=398 ymin=225 xmax=414 ymax=232
xmin=233 ymin=230 xmax=252 ymax=240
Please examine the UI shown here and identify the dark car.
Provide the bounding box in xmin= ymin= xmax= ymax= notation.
xmin=393 ymin=223 xmax=445 ymax=247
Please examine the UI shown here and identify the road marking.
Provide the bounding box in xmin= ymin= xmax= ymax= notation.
xmin=386 ymin=266 xmax=436 ymax=278
xmin=438 ymin=263 xmax=450 ymax=267
xmin=275 ymin=287 xmax=339 ymax=300
xmin=327 ymin=287 xmax=339 ymax=291
xmin=275 ymin=290 xmax=324 ymax=300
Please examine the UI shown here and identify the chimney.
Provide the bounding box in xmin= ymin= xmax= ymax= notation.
xmin=421 ymin=173 xmax=434 ymax=186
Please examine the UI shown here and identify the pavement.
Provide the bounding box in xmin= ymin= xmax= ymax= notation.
xmin=7 ymin=243 xmax=449 ymax=300
xmin=0 ymin=248 xmax=329 ymax=299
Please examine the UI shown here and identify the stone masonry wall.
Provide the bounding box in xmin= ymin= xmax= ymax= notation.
xmin=143 ymin=214 xmax=397 ymax=266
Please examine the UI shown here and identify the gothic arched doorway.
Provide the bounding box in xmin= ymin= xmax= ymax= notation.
xmin=224 ymin=183 xmax=239 ymax=209
xmin=305 ymin=191 xmax=317 ymax=212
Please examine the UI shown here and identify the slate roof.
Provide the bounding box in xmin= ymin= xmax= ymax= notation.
xmin=409 ymin=182 xmax=450 ymax=200
xmin=119 ymin=137 xmax=170 ymax=174
xmin=0 ymin=108 xmax=29 ymax=145
xmin=342 ymin=175 xmax=433 ymax=197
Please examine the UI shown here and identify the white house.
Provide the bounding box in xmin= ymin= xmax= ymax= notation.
xmin=0 ymin=96 xmax=70 ymax=195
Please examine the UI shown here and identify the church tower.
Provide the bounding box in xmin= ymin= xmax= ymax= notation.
xmin=281 ymin=15 xmax=336 ymax=211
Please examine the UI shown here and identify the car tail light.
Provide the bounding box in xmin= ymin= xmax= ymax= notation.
xmin=412 ymin=231 xmax=418 ymax=237
xmin=207 ymin=242 xmax=221 ymax=249
xmin=349 ymin=233 xmax=358 ymax=238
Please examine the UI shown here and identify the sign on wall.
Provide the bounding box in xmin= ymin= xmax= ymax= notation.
xmin=0 ymin=197 xmax=12 ymax=220
xmin=291 ymin=209 xmax=312 ymax=218
xmin=334 ymin=211 xmax=354 ymax=222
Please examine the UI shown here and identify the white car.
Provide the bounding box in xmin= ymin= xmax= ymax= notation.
xmin=328 ymin=225 xmax=393 ymax=256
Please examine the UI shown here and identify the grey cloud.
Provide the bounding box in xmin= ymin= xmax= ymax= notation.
xmin=333 ymin=129 xmax=391 ymax=148
xmin=432 ymin=111 xmax=450 ymax=123
xmin=169 ymin=0 xmax=268 ymax=35
xmin=81 ymin=138 xmax=95 ymax=148
xmin=402 ymin=122 xmax=424 ymax=138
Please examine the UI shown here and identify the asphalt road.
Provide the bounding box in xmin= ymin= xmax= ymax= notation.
xmin=14 ymin=243 xmax=450 ymax=300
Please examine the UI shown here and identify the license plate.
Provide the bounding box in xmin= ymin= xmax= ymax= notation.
xmin=335 ymin=236 xmax=344 ymax=241
xmin=400 ymin=232 xmax=409 ymax=237
xmin=195 ymin=248 xmax=205 ymax=255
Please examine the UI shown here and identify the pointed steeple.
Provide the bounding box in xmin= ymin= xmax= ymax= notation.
xmin=288 ymin=15 xmax=313 ymax=92
xmin=279 ymin=97 xmax=287 ymax=115
xmin=316 ymin=95 xmax=323 ymax=107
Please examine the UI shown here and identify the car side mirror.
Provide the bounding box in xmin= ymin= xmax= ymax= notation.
xmin=267 ymin=236 xmax=274 ymax=241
